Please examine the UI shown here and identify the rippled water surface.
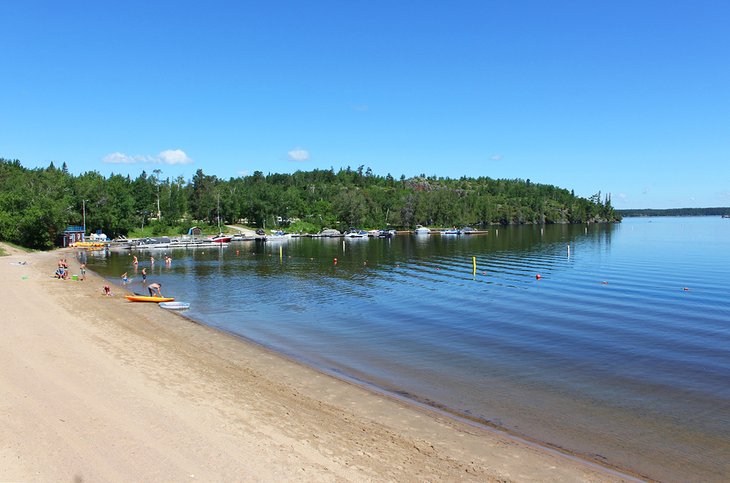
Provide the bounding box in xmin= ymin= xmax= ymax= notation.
xmin=84 ymin=217 xmax=730 ymax=481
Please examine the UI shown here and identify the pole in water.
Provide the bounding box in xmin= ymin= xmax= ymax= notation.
xmin=472 ymin=256 xmax=477 ymax=276
xmin=279 ymin=245 xmax=283 ymax=262
xmin=567 ymin=244 xmax=571 ymax=257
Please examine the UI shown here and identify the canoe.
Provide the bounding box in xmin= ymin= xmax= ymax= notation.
xmin=159 ymin=301 xmax=190 ymax=310
xmin=125 ymin=295 xmax=175 ymax=303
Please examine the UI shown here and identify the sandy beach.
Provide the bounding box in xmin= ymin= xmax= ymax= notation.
xmin=0 ymin=244 xmax=633 ymax=482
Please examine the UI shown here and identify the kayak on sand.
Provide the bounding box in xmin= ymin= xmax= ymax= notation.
xmin=125 ymin=295 xmax=175 ymax=303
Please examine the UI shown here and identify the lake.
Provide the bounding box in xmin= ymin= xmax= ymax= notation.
xmin=83 ymin=217 xmax=730 ymax=481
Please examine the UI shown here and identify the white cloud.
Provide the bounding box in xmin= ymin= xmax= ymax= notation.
xmin=103 ymin=149 xmax=193 ymax=165
xmin=157 ymin=149 xmax=193 ymax=165
xmin=287 ymin=148 xmax=310 ymax=162
xmin=489 ymin=154 xmax=503 ymax=161
xmin=102 ymin=152 xmax=147 ymax=164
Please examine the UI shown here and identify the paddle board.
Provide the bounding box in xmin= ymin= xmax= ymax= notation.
xmin=125 ymin=295 xmax=175 ymax=303
xmin=159 ymin=301 xmax=190 ymax=310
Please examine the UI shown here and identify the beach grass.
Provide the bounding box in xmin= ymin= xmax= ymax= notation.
xmin=0 ymin=241 xmax=34 ymax=256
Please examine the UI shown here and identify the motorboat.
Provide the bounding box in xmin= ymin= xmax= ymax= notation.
xmin=265 ymin=230 xmax=292 ymax=241
xmin=129 ymin=237 xmax=173 ymax=249
xmin=210 ymin=233 xmax=233 ymax=243
xmin=414 ymin=225 xmax=431 ymax=235
xmin=344 ymin=229 xmax=368 ymax=238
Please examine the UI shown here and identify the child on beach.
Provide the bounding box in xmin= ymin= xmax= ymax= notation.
xmin=103 ymin=284 xmax=111 ymax=296
xmin=79 ymin=263 xmax=86 ymax=281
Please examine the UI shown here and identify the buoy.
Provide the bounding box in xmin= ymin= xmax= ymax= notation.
xmin=482 ymin=271 xmax=487 ymax=275
xmin=536 ymin=274 xmax=541 ymax=279
xmin=333 ymin=258 xmax=338 ymax=264
xmin=683 ymin=287 xmax=690 ymax=291
xmin=601 ymin=281 xmax=608 ymax=285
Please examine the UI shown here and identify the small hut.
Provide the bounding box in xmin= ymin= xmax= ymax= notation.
xmin=61 ymin=225 xmax=85 ymax=247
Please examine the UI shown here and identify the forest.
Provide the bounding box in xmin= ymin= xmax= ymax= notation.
xmin=0 ymin=158 xmax=619 ymax=249
xmin=618 ymin=207 xmax=730 ymax=217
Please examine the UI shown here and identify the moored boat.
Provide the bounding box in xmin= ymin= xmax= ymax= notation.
xmin=210 ymin=233 xmax=233 ymax=243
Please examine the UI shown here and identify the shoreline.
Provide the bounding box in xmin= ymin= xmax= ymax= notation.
xmin=1 ymin=245 xmax=635 ymax=481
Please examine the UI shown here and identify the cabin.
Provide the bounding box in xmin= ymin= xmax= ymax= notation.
xmin=61 ymin=225 xmax=85 ymax=247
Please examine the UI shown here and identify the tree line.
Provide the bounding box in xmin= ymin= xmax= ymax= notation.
xmin=0 ymin=158 xmax=619 ymax=249
xmin=618 ymin=207 xmax=730 ymax=217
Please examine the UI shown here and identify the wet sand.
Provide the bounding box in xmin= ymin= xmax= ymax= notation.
xmin=0 ymin=244 xmax=633 ymax=481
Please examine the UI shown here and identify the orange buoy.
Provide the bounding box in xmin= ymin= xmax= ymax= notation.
xmin=536 ymin=274 xmax=541 ymax=280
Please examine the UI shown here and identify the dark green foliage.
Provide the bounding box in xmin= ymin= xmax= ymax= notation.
xmin=618 ymin=207 xmax=730 ymax=217
xmin=0 ymin=158 xmax=620 ymax=249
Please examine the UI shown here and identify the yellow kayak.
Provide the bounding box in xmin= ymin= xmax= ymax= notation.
xmin=125 ymin=295 xmax=175 ymax=303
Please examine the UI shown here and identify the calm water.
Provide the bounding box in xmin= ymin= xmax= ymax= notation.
xmin=83 ymin=217 xmax=730 ymax=481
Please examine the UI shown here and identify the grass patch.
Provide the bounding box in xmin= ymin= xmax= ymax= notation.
xmin=0 ymin=241 xmax=35 ymax=255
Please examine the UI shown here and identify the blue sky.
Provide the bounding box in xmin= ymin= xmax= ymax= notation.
xmin=1 ymin=1 xmax=728 ymax=209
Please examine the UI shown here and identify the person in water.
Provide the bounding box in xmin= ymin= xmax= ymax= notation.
xmin=141 ymin=267 xmax=147 ymax=283
xmin=121 ymin=272 xmax=129 ymax=284
xmin=148 ymin=282 xmax=163 ymax=297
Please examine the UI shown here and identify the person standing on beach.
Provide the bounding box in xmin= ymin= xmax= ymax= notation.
xmin=148 ymin=282 xmax=163 ymax=297
xmin=80 ymin=263 xmax=86 ymax=281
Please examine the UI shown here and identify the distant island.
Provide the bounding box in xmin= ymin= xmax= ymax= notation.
xmin=0 ymin=158 xmax=620 ymax=249
xmin=618 ymin=207 xmax=730 ymax=217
